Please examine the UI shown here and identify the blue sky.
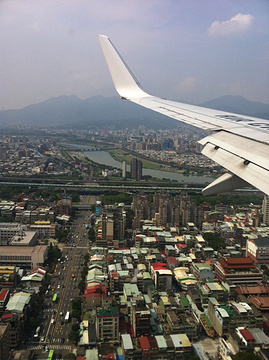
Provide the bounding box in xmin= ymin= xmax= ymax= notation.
xmin=1 ymin=0 xmax=269 ymax=109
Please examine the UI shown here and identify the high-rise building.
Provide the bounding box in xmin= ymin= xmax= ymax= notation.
xmin=101 ymin=214 xmax=113 ymax=241
xmin=132 ymin=194 xmax=151 ymax=230
xmin=132 ymin=191 xmax=182 ymax=228
xmin=112 ymin=208 xmax=126 ymax=240
xmin=122 ymin=161 xmax=126 ymax=178
xmin=180 ymin=194 xmax=197 ymax=226
xmin=262 ymin=195 xmax=269 ymax=225
xmin=130 ymin=158 xmax=142 ymax=180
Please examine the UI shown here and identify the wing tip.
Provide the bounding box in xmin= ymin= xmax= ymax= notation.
xmin=98 ymin=34 xmax=108 ymax=39
xmin=98 ymin=33 xmax=150 ymax=99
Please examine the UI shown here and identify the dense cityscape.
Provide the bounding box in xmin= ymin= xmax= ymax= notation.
xmin=2 ymin=0 xmax=269 ymax=359
xmin=0 ymin=127 xmax=221 ymax=179
xmin=0 ymin=130 xmax=268 ymax=360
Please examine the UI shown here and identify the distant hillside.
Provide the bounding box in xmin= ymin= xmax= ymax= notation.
xmin=199 ymin=95 xmax=269 ymax=119
xmin=0 ymin=94 xmax=268 ymax=130
xmin=0 ymin=95 xmax=177 ymax=130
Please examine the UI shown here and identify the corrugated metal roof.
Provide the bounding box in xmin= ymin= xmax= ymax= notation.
xmin=217 ymin=307 xmax=230 ymax=318
xmin=195 ymin=263 xmax=211 ymax=270
xmin=143 ymin=272 xmax=151 ymax=280
xmin=160 ymin=296 xmax=170 ymax=305
xmin=177 ymin=334 xmax=191 ymax=347
xmin=0 ymin=290 xmax=9 ymax=302
xmin=6 ymin=292 xmax=31 ymax=313
xmin=232 ymin=302 xmax=247 ymax=314
xmin=121 ymin=334 xmax=133 ymax=350
xmin=208 ymin=297 xmax=219 ymax=305
xmin=250 ymin=328 xmax=269 ymax=345
xmin=155 ymin=335 xmax=167 ymax=350
xmin=139 ymin=336 xmax=150 ymax=350
xmin=170 ymin=334 xmax=182 ymax=348
xmin=240 ymin=329 xmax=255 ymax=342
xmin=220 ymin=305 xmax=234 ymax=317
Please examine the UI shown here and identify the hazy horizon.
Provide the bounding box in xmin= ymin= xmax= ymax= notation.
xmin=1 ymin=0 xmax=269 ymax=110
xmin=2 ymin=93 xmax=269 ymax=113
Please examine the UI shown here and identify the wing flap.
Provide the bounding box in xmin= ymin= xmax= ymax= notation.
xmin=201 ymin=142 xmax=269 ymax=195
xmin=202 ymin=173 xmax=251 ymax=196
xmin=199 ymin=131 xmax=269 ymax=170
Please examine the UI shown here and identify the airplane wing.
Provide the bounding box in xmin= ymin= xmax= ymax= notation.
xmin=98 ymin=34 xmax=269 ymax=196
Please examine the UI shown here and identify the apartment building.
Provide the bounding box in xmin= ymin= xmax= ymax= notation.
xmin=96 ymin=306 xmax=119 ymax=341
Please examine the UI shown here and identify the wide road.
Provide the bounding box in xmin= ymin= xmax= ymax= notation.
xmin=33 ymin=210 xmax=90 ymax=357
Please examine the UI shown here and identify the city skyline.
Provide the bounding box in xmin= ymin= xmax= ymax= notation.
xmin=1 ymin=0 xmax=269 ymax=110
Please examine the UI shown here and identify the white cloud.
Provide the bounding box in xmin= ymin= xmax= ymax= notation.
xmin=208 ymin=13 xmax=254 ymax=36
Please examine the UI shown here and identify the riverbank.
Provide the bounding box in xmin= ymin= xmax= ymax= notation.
xmin=61 ymin=142 xmax=213 ymax=185
xmin=108 ymin=148 xmax=175 ymax=171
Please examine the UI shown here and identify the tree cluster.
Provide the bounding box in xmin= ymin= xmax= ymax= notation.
xmin=44 ymin=244 xmax=62 ymax=272
xmin=100 ymin=192 xmax=132 ymax=205
xmin=202 ymin=232 xmax=226 ymax=251
xmin=232 ymin=352 xmax=260 ymax=360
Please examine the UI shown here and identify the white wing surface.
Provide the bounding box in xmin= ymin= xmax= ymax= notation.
xmin=98 ymin=34 xmax=269 ymax=195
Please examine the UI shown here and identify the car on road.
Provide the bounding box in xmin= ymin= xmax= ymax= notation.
xmin=41 ymin=336 xmax=45 ymax=342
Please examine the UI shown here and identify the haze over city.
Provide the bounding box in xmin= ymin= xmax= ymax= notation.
xmin=1 ymin=0 xmax=269 ymax=110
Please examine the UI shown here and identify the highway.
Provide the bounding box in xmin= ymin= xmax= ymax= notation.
xmin=0 ymin=179 xmax=203 ymax=192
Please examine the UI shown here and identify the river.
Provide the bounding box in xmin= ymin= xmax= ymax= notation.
xmin=66 ymin=143 xmax=213 ymax=185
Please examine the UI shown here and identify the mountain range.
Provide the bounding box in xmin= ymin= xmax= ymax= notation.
xmin=0 ymin=95 xmax=268 ymax=130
